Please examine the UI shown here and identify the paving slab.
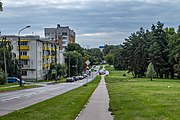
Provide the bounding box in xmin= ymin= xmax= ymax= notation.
xmin=77 ymin=75 xmax=113 ymax=120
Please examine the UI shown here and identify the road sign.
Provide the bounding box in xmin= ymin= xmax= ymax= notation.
xmin=85 ymin=60 xmax=90 ymax=65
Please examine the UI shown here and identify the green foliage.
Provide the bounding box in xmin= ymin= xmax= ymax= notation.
xmin=0 ymin=1 xmax=2 ymax=11
xmin=146 ymin=62 xmax=156 ymax=81
xmin=48 ymin=63 xmax=67 ymax=80
xmin=66 ymin=43 xmax=84 ymax=55
xmin=64 ymin=51 xmax=83 ymax=76
xmin=106 ymin=67 xmax=180 ymax=120
xmin=103 ymin=44 xmax=120 ymax=56
xmin=0 ymin=38 xmax=20 ymax=78
xmin=0 ymin=68 xmax=7 ymax=85
xmin=86 ymin=48 xmax=103 ymax=65
xmin=104 ymin=53 xmax=114 ymax=65
xmin=112 ymin=21 xmax=180 ymax=79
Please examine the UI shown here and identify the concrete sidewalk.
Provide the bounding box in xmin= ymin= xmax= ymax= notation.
xmin=76 ymin=75 xmax=113 ymax=120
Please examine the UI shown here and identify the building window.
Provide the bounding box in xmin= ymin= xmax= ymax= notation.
xmin=20 ymin=51 xmax=27 ymax=55
xmin=62 ymin=41 xmax=67 ymax=44
xmin=62 ymin=32 xmax=67 ymax=36
xmin=62 ymin=37 xmax=67 ymax=40
xmin=22 ymin=60 xmax=28 ymax=65
xmin=45 ymin=33 xmax=50 ymax=36
xmin=20 ymin=42 xmax=28 ymax=45
xmin=22 ymin=71 xmax=27 ymax=76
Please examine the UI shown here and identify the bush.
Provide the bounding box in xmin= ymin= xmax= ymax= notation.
xmin=123 ymin=74 xmax=126 ymax=77
xmin=0 ymin=69 xmax=7 ymax=85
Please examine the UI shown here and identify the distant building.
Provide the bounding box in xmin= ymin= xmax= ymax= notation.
xmin=0 ymin=35 xmax=60 ymax=81
xmin=99 ymin=45 xmax=104 ymax=52
xmin=44 ymin=24 xmax=75 ymax=50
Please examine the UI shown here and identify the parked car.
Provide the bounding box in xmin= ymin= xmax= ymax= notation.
xmin=99 ymin=70 xmax=106 ymax=75
xmin=73 ymin=76 xmax=79 ymax=81
xmin=78 ymin=76 xmax=84 ymax=80
xmin=83 ymin=73 xmax=88 ymax=78
xmin=7 ymin=77 xmax=25 ymax=84
xmin=66 ymin=77 xmax=75 ymax=82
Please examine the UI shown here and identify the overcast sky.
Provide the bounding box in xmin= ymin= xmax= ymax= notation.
xmin=1 ymin=0 xmax=180 ymax=48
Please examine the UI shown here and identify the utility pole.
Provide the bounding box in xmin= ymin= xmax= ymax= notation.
xmin=18 ymin=26 xmax=31 ymax=86
xmin=68 ymin=56 xmax=70 ymax=77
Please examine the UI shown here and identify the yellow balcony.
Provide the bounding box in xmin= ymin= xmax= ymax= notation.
xmin=43 ymin=64 xmax=50 ymax=69
xmin=17 ymin=46 xmax=29 ymax=50
xmin=47 ymin=64 xmax=50 ymax=67
xmin=43 ymin=55 xmax=51 ymax=59
xmin=17 ymin=55 xmax=29 ymax=60
xmin=51 ymin=56 xmax=56 ymax=59
xmin=43 ymin=47 xmax=51 ymax=51
xmin=20 ymin=39 xmax=29 ymax=42
xmin=43 ymin=64 xmax=48 ymax=69
xmin=51 ymin=48 xmax=56 ymax=51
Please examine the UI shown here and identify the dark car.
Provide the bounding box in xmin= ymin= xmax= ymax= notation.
xmin=78 ymin=76 xmax=84 ymax=80
xmin=73 ymin=76 xmax=79 ymax=81
xmin=7 ymin=77 xmax=25 ymax=84
xmin=66 ymin=77 xmax=75 ymax=82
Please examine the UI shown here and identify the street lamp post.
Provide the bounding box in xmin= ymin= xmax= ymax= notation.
xmin=18 ymin=26 xmax=30 ymax=86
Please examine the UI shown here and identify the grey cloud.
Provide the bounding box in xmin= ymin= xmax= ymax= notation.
xmin=1 ymin=0 xmax=180 ymax=47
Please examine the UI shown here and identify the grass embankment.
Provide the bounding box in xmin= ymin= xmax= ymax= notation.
xmin=0 ymin=75 xmax=101 ymax=120
xmin=0 ymin=84 xmax=41 ymax=93
xmin=105 ymin=66 xmax=180 ymax=120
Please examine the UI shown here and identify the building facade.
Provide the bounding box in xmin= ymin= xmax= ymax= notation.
xmin=44 ymin=25 xmax=75 ymax=59
xmin=0 ymin=35 xmax=60 ymax=81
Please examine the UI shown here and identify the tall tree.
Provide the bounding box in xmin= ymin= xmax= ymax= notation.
xmin=0 ymin=37 xmax=20 ymax=78
xmin=121 ymin=27 xmax=149 ymax=77
xmin=0 ymin=1 xmax=2 ymax=11
xmin=64 ymin=51 xmax=83 ymax=77
xmin=150 ymin=21 xmax=169 ymax=78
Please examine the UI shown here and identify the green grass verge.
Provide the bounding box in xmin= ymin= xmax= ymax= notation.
xmin=0 ymin=85 xmax=41 ymax=93
xmin=0 ymin=75 xmax=101 ymax=120
xmin=105 ymin=66 xmax=180 ymax=120
xmin=0 ymin=83 xmax=18 ymax=87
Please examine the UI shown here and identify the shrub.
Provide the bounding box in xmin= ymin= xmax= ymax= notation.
xmin=0 ymin=69 xmax=7 ymax=85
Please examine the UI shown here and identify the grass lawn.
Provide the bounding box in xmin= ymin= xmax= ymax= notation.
xmin=0 ymin=75 xmax=101 ymax=120
xmin=0 ymin=84 xmax=41 ymax=93
xmin=105 ymin=66 xmax=180 ymax=120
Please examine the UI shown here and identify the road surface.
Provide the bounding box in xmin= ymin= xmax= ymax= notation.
xmin=0 ymin=70 xmax=98 ymax=116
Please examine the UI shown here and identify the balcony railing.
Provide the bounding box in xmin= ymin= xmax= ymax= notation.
xmin=42 ymin=55 xmax=51 ymax=59
xmin=51 ymin=56 xmax=56 ymax=59
xmin=17 ymin=46 xmax=29 ymax=50
xmin=17 ymin=55 xmax=29 ymax=60
xmin=43 ymin=47 xmax=51 ymax=51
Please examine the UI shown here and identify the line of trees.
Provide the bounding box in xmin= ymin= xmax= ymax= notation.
xmin=64 ymin=43 xmax=103 ymax=77
xmin=104 ymin=21 xmax=180 ymax=79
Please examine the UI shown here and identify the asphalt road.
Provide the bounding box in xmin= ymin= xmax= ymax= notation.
xmin=0 ymin=70 xmax=99 ymax=116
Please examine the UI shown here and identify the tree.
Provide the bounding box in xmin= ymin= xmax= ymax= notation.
xmin=0 ymin=1 xmax=2 ymax=11
xmin=167 ymin=26 xmax=180 ymax=78
xmin=66 ymin=43 xmax=84 ymax=55
xmin=104 ymin=53 xmax=114 ymax=65
xmin=0 ymin=68 xmax=7 ymax=85
xmin=146 ymin=62 xmax=156 ymax=81
xmin=150 ymin=21 xmax=169 ymax=78
xmin=86 ymin=48 xmax=103 ymax=65
xmin=0 ymin=37 xmax=20 ymax=78
xmin=121 ymin=27 xmax=149 ymax=77
xmin=64 ymin=51 xmax=83 ymax=77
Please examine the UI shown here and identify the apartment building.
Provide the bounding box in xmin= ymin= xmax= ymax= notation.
xmin=0 ymin=35 xmax=60 ymax=81
xmin=44 ymin=25 xmax=75 ymax=64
